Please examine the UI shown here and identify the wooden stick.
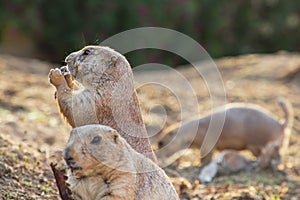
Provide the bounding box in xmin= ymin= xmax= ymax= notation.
xmin=50 ymin=163 xmax=74 ymax=200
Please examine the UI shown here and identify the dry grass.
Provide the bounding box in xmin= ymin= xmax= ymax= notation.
xmin=0 ymin=52 xmax=299 ymax=199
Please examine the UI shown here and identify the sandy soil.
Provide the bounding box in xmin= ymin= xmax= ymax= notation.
xmin=0 ymin=52 xmax=299 ymax=199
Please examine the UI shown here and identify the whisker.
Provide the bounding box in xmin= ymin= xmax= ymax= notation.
xmin=81 ymin=32 xmax=87 ymax=46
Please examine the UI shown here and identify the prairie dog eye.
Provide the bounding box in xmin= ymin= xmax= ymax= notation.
xmin=83 ymin=49 xmax=91 ymax=55
xmin=158 ymin=141 xmax=164 ymax=148
xmin=91 ymin=136 xmax=102 ymax=144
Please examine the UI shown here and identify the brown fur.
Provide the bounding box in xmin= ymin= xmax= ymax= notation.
xmin=256 ymin=137 xmax=282 ymax=170
xmin=63 ymin=125 xmax=179 ymax=200
xmin=217 ymin=150 xmax=252 ymax=174
xmin=199 ymin=150 xmax=252 ymax=183
xmin=49 ymin=46 xmax=156 ymax=161
xmin=157 ymin=101 xmax=293 ymax=167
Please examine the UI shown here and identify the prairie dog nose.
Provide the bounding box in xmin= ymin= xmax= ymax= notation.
xmin=62 ymin=147 xmax=72 ymax=161
xmin=65 ymin=53 xmax=76 ymax=65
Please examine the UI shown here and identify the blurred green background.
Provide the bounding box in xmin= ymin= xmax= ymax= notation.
xmin=0 ymin=0 xmax=299 ymax=66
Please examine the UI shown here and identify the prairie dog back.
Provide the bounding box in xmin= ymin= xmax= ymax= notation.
xmin=157 ymin=101 xmax=293 ymax=167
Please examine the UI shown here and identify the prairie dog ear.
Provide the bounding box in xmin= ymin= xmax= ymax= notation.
xmin=105 ymin=56 xmax=119 ymax=74
xmin=109 ymin=56 xmax=118 ymax=67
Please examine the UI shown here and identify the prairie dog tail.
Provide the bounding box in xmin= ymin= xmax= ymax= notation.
xmin=278 ymin=98 xmax=293 ymax=129
xmin=278 ymin=98 xmax=293 ymax=157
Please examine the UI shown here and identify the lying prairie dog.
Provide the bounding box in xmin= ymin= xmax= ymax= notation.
xmin=199 ymin=150 xmax=252 ymax=183
xmin=63 ymin=124 xmax=179 ymax=200
xmin=216 ymin=150 xmax=253 ymax=174
xmin=157 ymin=100 xmax=293 ymax=167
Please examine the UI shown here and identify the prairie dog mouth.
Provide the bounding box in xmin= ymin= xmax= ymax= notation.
xmin=66 ymin=160 xmax=83 ymax=172
xmin=60 ymin=65 xmax=76 ymax=77
xmin=60 ymin=65 xmax=69 ymax=75
xmin=70 ymin=166 xmax=83 ymax=172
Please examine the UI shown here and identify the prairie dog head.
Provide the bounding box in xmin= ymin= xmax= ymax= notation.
xmin=63 ymin=125 xmax=130 ymax=178
xmin=156 ymin=122 xmax=198 ymax=162
xmin=64 ymin=46 xmax=132 ymax=87
xmin=156 ymin=124 xmax=180 ymax=159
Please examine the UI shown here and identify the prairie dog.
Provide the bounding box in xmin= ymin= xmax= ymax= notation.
xmin=199 ymin=150 xmax=252 ymax=183
xmin=63 ymin=125 xmax=179 ymax=200
xmin=49 ymin=46 xmax=156 ymax=161
xmin=157 ymin=101 xmax=293 ymax=167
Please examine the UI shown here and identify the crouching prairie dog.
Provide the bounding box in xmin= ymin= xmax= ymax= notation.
xmin=199 ymin=150 xmax=253 ymax=183
xmin=48 ymin=45 xmax=156 ymax=161
xmin=157 ymin=100 xmax=293 ymax=168
xmin=63 ymin=125 xmax=179 ymax=200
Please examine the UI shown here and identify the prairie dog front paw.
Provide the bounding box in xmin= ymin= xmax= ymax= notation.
xmin=60 ymin=66 xmax=77 ymax=90
xmin=49 ymin=68 xmax=67 ymax=87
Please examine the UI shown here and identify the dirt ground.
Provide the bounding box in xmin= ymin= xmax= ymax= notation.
xmin=0 ymin=52 xmax=299 ymax=199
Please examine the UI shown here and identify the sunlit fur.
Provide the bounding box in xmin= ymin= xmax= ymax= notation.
xmin=63 ymin=125 xmax=179 ymax=200
xmin=49 ymin=46 xmax=156 ymax=161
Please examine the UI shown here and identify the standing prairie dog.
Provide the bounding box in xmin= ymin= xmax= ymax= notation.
xmin=63 ymin=125 xmax=179 ymax=200
xmin=157 ymin=100 xmax=293 ymax=167
xmin=48 ymin=46 xmax=156 ymax=161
